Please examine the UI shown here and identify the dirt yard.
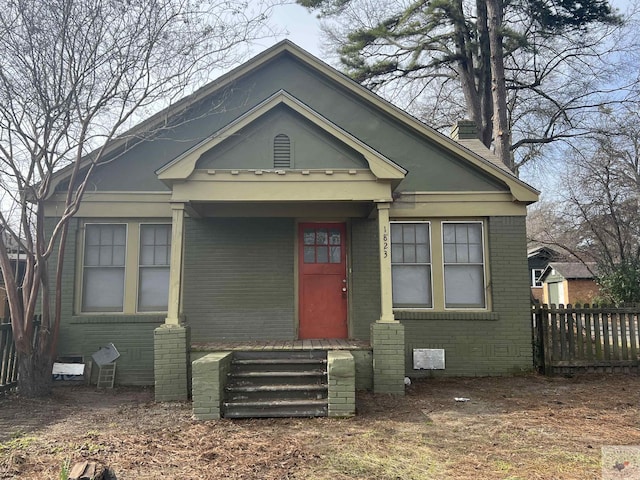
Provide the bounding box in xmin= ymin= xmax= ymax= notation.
xmin=0 ymin=373 xmax=639 ymax=479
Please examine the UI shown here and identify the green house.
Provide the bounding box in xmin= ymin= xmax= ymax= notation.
xmin=45 ymin=41 xmax=538 ymax=415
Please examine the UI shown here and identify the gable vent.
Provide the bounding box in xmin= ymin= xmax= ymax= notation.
xmin=274 ymin=134 xmax=291 ymax=168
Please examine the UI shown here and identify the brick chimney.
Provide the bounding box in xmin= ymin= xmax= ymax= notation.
xmin=450 ymin=120 xmax=478 ymax=140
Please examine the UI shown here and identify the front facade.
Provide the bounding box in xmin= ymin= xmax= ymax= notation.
xmin=45 ymin=42 xmax=538 ymax=398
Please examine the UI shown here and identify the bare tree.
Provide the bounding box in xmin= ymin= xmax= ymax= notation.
xmin=0 ymin=0 xmax=277 ymax=396
xmin=529 ymin=107 xmax=640 ymax=303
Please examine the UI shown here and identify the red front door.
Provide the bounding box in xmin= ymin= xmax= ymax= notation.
xmin=299 ymin=223 xmax=347 ymax=339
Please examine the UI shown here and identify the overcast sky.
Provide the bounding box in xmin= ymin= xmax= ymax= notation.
xmin=257 ymin=3 xmax=325 ymax=58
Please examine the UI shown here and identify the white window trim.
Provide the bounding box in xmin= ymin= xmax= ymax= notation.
xmin=390 ymin=221 xmax=434 ymax=310
xmin=441 ymin=220 xmax=487 ymax=310
xmin=531 ymin=268 xmax=544 ymax=288
xmin=80 ymin=223 xmax=128 ymax=314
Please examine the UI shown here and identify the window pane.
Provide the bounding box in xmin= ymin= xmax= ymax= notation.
xmin=391 ymin=244 xmax=403 ymax=263
xmin=85 ymin=226 xmax=100 ymax=245
xmin=140 ymin=247 xmax=154 ymax=266
xmin=83 ymin=267 xmax=124 ymax=311
xmin=303 ymin=229 xmax=315 ymax=245
xmin=467 ymin=224 xmax=482 ymax=243
xmin=100 ymin=227 xmax=113 ymax=245
xmin=391 ymin=223 xmax=402 ymax=243
xmin=85 ymin=246 xmax=100 ymax=266
xmin=402 ymin=224 xmax=415 ymax=243
xmin=138 ymin=267 xmax=170 ymax=311
xmin=141 ymin=226 xmax=155 ymax=246
xmin=416 ymin=224 xmax=429 ymax=244
xmin=403 ymin=244 xmax=416 ymax=263
xmin=113 ymin=225 xmax=126 ymax=245
xmin=304 ymin=246 xmax=315 ymax=263
xmin=316 ymin=229 xmax=328 ymax=245
xmin=456 ymin=244 xmax=469 ymax=263
xmin=330 ymin=246 xmax=341 ymax=263
xmin=443 ymin=224 xmax=455 ymax=243
xmin=444 ymin=265 xmax=485 ymax=308
xmin=316 ymin=246 xmax=328 ymax=263
xmin=443 ymin=244 xmax=456 ymax=263
xmin=112 ymin=245 xmax=126 ymax=266
xmin=392 ymin=265 xmax=432 ymax=307
xmin=99 ymin=245 xmax=113 ymax=266
xmin=329 ymin=229 xmax=341 ymax=245
xmin=469 ymin=244 xmax=483 ymax=263
xmin=416 ymin=244 xmax=430 ymax=263
xmin=455 ymin=224 xmax=468 ymax=243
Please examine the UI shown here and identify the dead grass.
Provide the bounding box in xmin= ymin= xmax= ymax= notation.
xmin=0 ymin=373 xmax=639 ymax=479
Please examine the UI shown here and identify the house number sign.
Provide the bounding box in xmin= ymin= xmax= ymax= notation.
xmin=383 ymin=226 xmax=389 ymax=258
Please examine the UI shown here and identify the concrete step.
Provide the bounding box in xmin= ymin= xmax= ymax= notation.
xmin=223 ymin=399 xmax=328 ymax=418
xmin=222 ymin=351 xmax=329 ymax=418
xmin=234 ymin=350 xmax=327 ymax=361
xmin=226 ymin=383 xmax=327 ymax=402
xmin=232 ymin=358 xmax=326 ymax=373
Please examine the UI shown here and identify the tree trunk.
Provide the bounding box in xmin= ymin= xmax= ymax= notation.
xmin=17 ymin=349 xmax=53 ymax=397
xmin=486 ymin=0 xmax=513 ymax=171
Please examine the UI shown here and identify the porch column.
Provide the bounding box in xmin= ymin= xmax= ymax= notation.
xmin=371 ymin=201 xmax=405 ymax=395
xmin=376 ymin=202 xmax=395 ymax=322
xmin=154 ymin=202 xmax=189 ymax=402
xmin=166 ymin=202 xmax=186 ymax=325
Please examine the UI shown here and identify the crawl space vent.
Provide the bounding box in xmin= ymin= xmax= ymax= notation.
xmin=413 ymin=349 xmax=445 ymax=370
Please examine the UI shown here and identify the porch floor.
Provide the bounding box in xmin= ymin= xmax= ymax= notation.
xmin=191 ymin=339 xmax=371 ymax=351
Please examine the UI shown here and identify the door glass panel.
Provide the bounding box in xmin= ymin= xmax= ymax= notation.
xmin=330 ymin=246 xmax=341 ymax=263
xmin=316 ymin=246 xmax=328 ymax=263
xmin=316 ymin=228 xmax=328 ymax=245
xmin=303 ymin=229 xmax=315 ymax=245
xmin=304 ymin=246 xmax=315 ymax=263
xmin=329 ymin=229 xmax=341 ymax=245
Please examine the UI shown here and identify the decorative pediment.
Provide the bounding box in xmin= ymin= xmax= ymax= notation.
xmin=156 ymin=90 xmax=407 ymax=183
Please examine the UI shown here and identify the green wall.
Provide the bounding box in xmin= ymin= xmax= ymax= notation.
xmin=182 ymin=217 xmax=296 ymax=341
xmin=396 ymin=216 xmax=533 ymax=376
xmin=49 ymin=218 xmax=163 ymax=386
xmin=350 ymin=218 xmax=380 ymax=339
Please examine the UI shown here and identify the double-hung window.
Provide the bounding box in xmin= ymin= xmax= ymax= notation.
xmin=138 ymin=224 xmax=171 ymax=312
xmin=391 ymin=222 xmax=432 ymax=308
xmin=82 ymin=224 xmax=126 ymax=312
xmin=443 ymin=222 xmax=486 ymax=308
xmin=390 ymin=220 xmax=487 ymax=310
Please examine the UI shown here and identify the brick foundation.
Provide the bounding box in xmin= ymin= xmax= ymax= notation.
xmin=371 ymin=322 xmax=405 ymax=395
xmin=154 ymin=324 xmax=190 ymax=402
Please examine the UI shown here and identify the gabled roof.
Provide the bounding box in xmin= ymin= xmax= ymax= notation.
xmin=527 ymin=245 xmax=562 ymax=259
xmin=540 ymin=262 xmax=598 ymax=282
xmin=156 ymin=90 xmax=406 ymax=183
xmin=49 ymin=40 xmax=539 ymax=202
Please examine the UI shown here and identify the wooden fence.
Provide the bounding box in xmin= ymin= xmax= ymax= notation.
xmin=533 ymin=304 xmax=640 ymax=374
xmin=0 ymin=322 xmax=17 ymax=393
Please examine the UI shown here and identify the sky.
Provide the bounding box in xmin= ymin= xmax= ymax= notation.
xmin=256 ymin=3 xmax=325 ymax=58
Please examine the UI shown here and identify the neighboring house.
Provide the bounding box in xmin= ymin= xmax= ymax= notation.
xmin=44 ymin=41 xmax=539 ymax=401
xmin=0 ymin=233 xmax=26 ymax=320
xmin=527 ymin=246 xmax=565 ymax=303
xmin=539 ymin=262 xmax=600 ymax=305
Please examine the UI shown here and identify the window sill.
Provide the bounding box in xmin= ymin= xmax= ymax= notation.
xmin=69 ymin=315 xmax=165 ymax=324
xmin=394 ymin=310 xmax=500 ymax=321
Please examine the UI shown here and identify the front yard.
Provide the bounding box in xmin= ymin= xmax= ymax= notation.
xmin=1 ymin=374 xmax=639 ymax=479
